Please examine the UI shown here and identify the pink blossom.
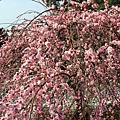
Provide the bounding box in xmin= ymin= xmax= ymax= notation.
xmin=88 ymin=80 xmax=94 ymax=86
xmin=107 ymin=46 xmax=114 ymax=55
xmin=0 ymin=1 xmax=119 ymax=119
xmin=45 ymin=41 xmax=51 ymax=48
xmin=92 ymin=3 xmax=99 ymax=9
xmin=77 ymin=69 xmax=82 ymax=76
xmin=62 ymin=49 xmax=74 ymax=60
xmin=81 ymin=1 xmax=88 ymax=8
xmin=87 ymin=0 xmax=94 ymax=4
xmin=110 ymin=40 xmax=120 ymax=48
xmin=60 ymin=6 xmax=65 ymax=11
xmin=70 ymin=1 xmax=79 ymax=6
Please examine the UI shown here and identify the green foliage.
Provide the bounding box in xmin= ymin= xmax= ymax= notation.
xmin=94 ymin=0 xmax=120 ymax=9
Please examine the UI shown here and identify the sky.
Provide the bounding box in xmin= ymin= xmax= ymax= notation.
xmin=0 ymin=0 xmax=45 ymax=29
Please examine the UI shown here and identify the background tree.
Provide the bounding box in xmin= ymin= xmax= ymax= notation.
xmin=0 ymin=28 xmax=8 ymax=47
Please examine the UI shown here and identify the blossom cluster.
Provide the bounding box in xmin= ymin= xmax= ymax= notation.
xmin=0 ymin=1 xmax=120 ymax=119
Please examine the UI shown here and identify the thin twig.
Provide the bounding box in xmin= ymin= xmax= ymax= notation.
xmin=18 ymin=80 xmax=46 ymax=113
xmin=19 ymin=8 xmax=54 ymax=37
xmin=31 ymin=0 xmax=47 ymax=8
xmin=17 ymin=10 xmax=40 ymax=18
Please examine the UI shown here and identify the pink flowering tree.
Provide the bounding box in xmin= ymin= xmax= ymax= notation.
xmin=0 ymin=0 xmax=120 ymax=119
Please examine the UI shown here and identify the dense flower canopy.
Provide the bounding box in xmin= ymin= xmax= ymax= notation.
xmin=0 ymin=1 xmax=120 ymax=119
